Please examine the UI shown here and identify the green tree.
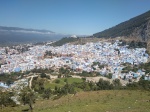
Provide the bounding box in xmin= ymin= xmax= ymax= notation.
xmin=138 ymin=79 xmax=150 ymax=90
xmin=38 ymin=79 xmax=45 ymax=94
xmin=19 ymin=87 xmax=36 ymax=112
xmin=106 ymin=73 xmax=112 ymax=79
xmin=55 ymin=79 xmax=60 ymax=83
xmin=6 ymin=79 xmax=13 ymax=86
xmin=5 ymin=48 xmax=8 ymax=54
xmin=64 ymin=78 xmax=68 ymax=83
xmin=40 ymin=73 xmax=47 ymax=78
xmin=97 ymin=78 xmax=113 ymax=90
xmin=42 ymin=88 xmax=52 ymax=99
xmin=0 ymin=91 xmax=15 ymax=109
xmin=113 ymin=79 xmax=121 ymax=89
xmin=58 ymin=74 xmax=62 ymax=78
xmin=82 ymin=77 xmax=86 ymax=82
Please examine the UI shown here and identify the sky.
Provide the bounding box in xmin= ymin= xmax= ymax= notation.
xmin=0 ymin=0 xmax=150 ymax=35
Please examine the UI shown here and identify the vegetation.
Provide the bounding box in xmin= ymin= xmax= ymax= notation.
xmin=1 ymin=65 xmax=150 ymax=112
xmin=121 ymin=64 xmax=139 ymax=73
xmin=128 ymin=41 xmax=147 ymax=48
xmin=19 ymin=87 xmax=36 ymax=112
xmin=44 ymin=50 xmax=53 ymax=57
xmin=42 ymin=88 xmax=52 ymax=99
xmin=139 ymin=62 xmax=150 ymax=73
xmin=77 ymin=71 xmax=97 ymax=77
xmin=1 ymin=74 xmax=150 ymax=112
xmin=59 ymin=67 xmax=71 ymax=77
xmin=96 ymin=78 xmax=113 ymax=90
xmin=0 ymin=91 xmax=15 ymax=108
xmin=1 ymin=90 xmax=150 ymax=112
xmin=0 ymin=72 xmax=24 ymax=85
xmin=91 ymin=62 xmax=107 ymax=70
xmin=40 ymin=73 xmax=47 ymax=78
xmin=126 ymin=77 xmax=150 ymax=90
xmin=105 ymin=73 xmax=113 ymax=79
xmin=51 ymin=37 xmax=79 ymax=46
xmin=31 ymin=68 xmax=54 ymax=74
xmin=119 ymin=40 xmax=147 ymax=48
xmin=32 ymin=78 xmax=45 ymax=94
xmin=93 ymin=10 xmax=150 ymax=38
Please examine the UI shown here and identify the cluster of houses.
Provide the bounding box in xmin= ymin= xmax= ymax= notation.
xmin=0 ymin=40 xmax=150 ymax=82
xmin=0 ymin=78 xmax=28 ymax=92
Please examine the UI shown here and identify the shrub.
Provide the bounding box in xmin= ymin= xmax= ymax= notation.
xmin=64 ymin=78 xmax=68 ymax=82
xmin=40 ymin=73 xmax=47 ymax=78
xmin=55 ymin=79 xmax=60 ymax=83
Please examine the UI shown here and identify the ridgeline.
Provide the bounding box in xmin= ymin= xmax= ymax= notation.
xmin=93 ymin=10 xmax=150 ymax=41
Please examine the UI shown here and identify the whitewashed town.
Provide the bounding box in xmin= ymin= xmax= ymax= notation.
xmin=1 ymin=1 xmax=150 ymax=111
xmin=0 ymin=39 xmax=149 ymax=88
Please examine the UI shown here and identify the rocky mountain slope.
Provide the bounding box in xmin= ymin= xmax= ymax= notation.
xmin=93 ymin=10 xmax=150 ymax=41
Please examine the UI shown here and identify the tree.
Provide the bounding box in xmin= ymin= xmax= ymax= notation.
xmin=42 ymin=88 xmax=51 ymax=99
xmin=58 ymin=74 xmax=62 ymax=78
xmin=64 ymin=78 xmax=68 ymax=83
xmin=5 ymin=48 xmax=8 ymax=54
xmin=6 ymin=79 xmax=13 ymax=86
xmin=106 ymin=73 xmax=112 ymax=79
xmin=82 ymin=77 xmax=86 ymax=82
xmin=138 ymin=79 xmax=150 ymax=90
xmin=38 ymin=79 xmax=45 ymax=94
xmin=55 ymin=79 xmax=60 ymax=84
xmin=40 ymin=73 xmax=47 ymax=78
xmin=88 ymin=81 xmax=97 ymax=91
xmin=0 ymin=91 xmax=15 ymax=109
xmin=59 ymin=67 xmax=65 ymax=74
xmin=19 ymin=87 xmax=36 ymax=112
xmin=96 ymin=78 xmax=113 ymax=90
xmin=113 ymin=79 xmax=121 ymax=89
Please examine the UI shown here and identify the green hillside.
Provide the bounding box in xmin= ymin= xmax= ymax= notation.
xmin=93 ymin=10 xmax=150 ymax=38
xmin=2 ymin=90 xmax=150 ymax=112
xmin=51 ymin=37 xmax=79 ymax=46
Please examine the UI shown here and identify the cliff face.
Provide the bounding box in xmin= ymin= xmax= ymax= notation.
xmin=130 ymin=19 xmax=150 ymax=41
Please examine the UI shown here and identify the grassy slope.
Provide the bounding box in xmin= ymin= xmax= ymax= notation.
xmin=44 ymin=78 xmax=83 ymax=89
xmin=2 ymin=90 xmax=150 ymax=112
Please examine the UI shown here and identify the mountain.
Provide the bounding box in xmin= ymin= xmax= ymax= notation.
xmin=93 ymin=10 xmax=150 ymax=41
xmin=0 ymin=26 xmax=55 ymax=34
xmin=0 ymin=26 xmax=70 ymax=46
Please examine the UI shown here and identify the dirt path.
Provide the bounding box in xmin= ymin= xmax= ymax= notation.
xmin=27 ymin=74 xmax=38 ymax=89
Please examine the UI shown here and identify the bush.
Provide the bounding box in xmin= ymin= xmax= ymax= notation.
xmin=55 ymin=79 xmax=60 ymax=83
xmin=113 ymin=79 xmax=122 ymax=89
xmin=97 ymin=78 xmax=113 ymax=90
xmin=58 ymin=74 xmax=61 ymax=78
xmin=82 ymin=78 xmax=86 ymax=82
xmin=106 ymin=73 xmax=112 ymax=79
xmin=40 ymin=73 xmax=47 ymax=78
xmin=46 ymin=75 xmax=51 ymax=79
xmin=64 ymin=78 xmax=68 ymax=82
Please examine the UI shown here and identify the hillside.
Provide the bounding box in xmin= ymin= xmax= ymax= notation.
xmin=93 ymin=10 xmax=150 ymax=41
xmin=51 ymin=37 xmax=79 ymax=46
xmin=51 ymin=37 xmax=108 ymax=46
xmin=2 ymin=90 xmax=150 ymax=112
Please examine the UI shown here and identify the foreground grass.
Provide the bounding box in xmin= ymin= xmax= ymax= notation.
xmin=1 ymin=90 xmax=150 ymax=112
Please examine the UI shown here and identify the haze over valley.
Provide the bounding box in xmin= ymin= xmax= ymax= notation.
xmin=0 ymin=1 xmax=150 ymax=112
xmin=0 ymin=26 xmax=72 ymax=46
